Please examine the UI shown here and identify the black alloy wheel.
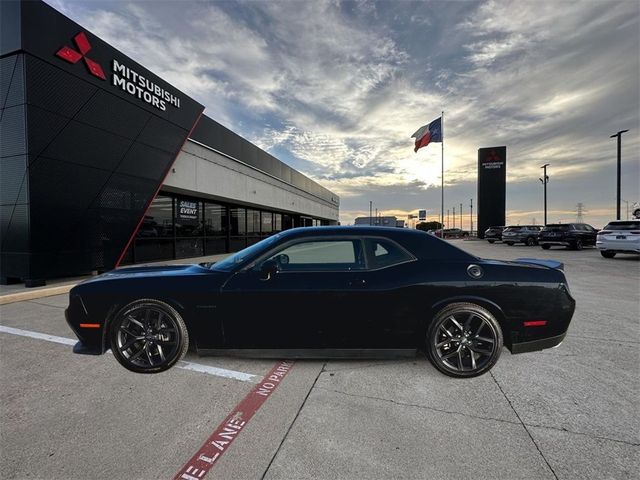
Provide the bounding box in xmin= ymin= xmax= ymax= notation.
xmin=110 ymin=299 xmax=188 ymax=373
xmin=526 ymin=237 xmax=536 ymax=246
xmin=601 ymin=250 xmax=616 ymax=258
xmin=541 ymin=244 xmax=551 ymax=250
xmin=573 ymin=239 xmax=583 ymax=251
xmin=426 ymin=303 xmax=503 ymax=378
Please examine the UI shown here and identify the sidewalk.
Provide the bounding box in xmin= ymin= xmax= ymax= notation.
xmin=0 ymin=253 xmax=231 ymax=304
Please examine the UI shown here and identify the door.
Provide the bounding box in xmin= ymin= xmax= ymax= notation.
xmin=219 ymin=238 xmax=366 ymax=349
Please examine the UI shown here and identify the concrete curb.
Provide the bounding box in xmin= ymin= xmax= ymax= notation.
xmin=0 ymin=284 xmax=77 ymax=306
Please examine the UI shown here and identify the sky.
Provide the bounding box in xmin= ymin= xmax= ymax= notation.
xmin=47 ymin=0 xmax=640 ymax=228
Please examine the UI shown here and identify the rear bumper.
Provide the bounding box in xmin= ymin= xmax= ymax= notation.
xmin=510 ymin=332 xmax=566 ymax=354
xmin=539 ymin=240 xmax=571 ymax=246
xmin=596 ymin=239 xmax=640 ymax=253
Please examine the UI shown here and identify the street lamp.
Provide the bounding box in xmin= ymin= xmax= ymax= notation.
xmin=610 ymin=129 xmax=629 ymax=220
xmin=539 ymin=164 xmax=550 ymax=226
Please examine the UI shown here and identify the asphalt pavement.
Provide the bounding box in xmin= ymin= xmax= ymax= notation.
xmin=0 ymin=240 xmax=638 ymax=479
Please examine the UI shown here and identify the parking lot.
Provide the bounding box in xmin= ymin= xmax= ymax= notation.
xmin=1 ymin=240 xmax=638 ymax=480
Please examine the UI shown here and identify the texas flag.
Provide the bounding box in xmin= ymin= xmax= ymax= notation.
xmin=411 ymin=117 xmax=442 ymax=153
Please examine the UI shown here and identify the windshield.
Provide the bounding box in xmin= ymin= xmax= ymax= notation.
xmin=211 ymin=234 xmax=282 ymax=271
xmin=504 ymin=227 xmax=521 ymax=232
xmin=603 ymin=221 xmax=640 ymax=231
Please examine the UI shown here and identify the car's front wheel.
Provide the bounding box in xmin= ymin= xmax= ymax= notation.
xmin=426 ymin=303 xmax=503 ymax=378
xmin=572 ymin=239 xmax=583 ymax=251
xmin=601 ymin=250 xmax=616 ymax=258
xmin=110 ymin=299 xmax=189 ymax=374
xmin=526 ymin=237 xmax=536 ymax=246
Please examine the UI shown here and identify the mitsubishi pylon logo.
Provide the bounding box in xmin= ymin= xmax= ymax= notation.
xmin=56 ymin=32 xmax=106 ymax=80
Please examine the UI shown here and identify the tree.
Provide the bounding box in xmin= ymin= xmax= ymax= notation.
xmin=416 ymin=221 xmax=442 ymax=232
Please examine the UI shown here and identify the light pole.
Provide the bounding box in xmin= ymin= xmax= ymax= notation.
xmin=470 ymin=199 xmax=473 ymax=234
xmin=460 ymin=203 xmax=463 ymax=230
xmin=453 ymin=207 xmax=456 ymax=228
xmin=447 ymin=209 xmax=450 ymax=227
xmin=610 ymin=130 xmax=629 ymax=220
xmin=539 ymin=164 xmax=550 ymax=225
xmin=369 ymin=201 xmax=372 ymax=226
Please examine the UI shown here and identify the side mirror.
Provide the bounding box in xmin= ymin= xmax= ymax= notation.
xmin=260 ymin=259 xmax=279 ymax=281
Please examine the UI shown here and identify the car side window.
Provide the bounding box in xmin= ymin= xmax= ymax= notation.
xmin=267 ymin=240 xmax=364 ymax=271
xmin=365 ymin=238 xmax=413 ymax=269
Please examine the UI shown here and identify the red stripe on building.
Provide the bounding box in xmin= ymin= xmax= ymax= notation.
xmin=173 ymin=360 xmax=294 ymax=480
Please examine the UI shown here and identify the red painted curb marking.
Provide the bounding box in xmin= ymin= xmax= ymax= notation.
xmin=173 ymin=360 xmax=294 ymax=480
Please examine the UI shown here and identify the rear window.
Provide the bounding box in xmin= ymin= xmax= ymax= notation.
xmin=504 ymin=226 xmax=522 ymax=231
xmin=365 ymin=238 xmax=413 ymax=269
xmin=545 ymin=224 xmax=571 ymax=231
xmin=604 ymin=221 xmax=640 ymax=231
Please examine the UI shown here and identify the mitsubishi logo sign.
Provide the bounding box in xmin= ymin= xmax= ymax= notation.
xmin=55 ymin=31 xmax=181 ymax=111
xmin=56 ymin=32 xmax=106 ymax=80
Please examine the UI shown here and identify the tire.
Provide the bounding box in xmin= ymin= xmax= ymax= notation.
xmin=526 ymin=237 xmax=536 ymax=246
xmin=506 ymin=242 xmax=514 ymax=246
xmin=572 ymin=239 xmax=583 ymax=251
xmin=488 ymin=240 xmax=495 ymax=244
xmin=110 ymin=299 xmax=189 ymax=374
xmin=601 ymin=250 xmax=616 ymax=258
xmin=426 ymin=302 xmax=503 ymax=378
xmin=541 ymin=244 xmax=551 ymax=250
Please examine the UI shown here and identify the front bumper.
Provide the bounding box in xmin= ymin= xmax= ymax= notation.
xmin=65 ymin=294 xmax=106 ymax=355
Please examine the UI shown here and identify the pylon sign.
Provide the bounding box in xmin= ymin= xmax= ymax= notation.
xmin=477 ymin=147 xmax=506 ymax=238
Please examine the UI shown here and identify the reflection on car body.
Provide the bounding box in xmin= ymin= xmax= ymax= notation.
xmin=66 ymin=227 xmax=575 ymax=378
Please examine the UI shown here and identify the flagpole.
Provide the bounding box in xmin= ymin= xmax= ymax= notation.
xmin=441 ymin=110 xmax=444 ymax=231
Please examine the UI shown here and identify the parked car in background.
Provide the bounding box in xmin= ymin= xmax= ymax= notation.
xmin=502 ymin=225 xmax=543 ymax=246
xmin=484 ymin=226 xmax=505 ymax=243
xmin=440 ymin=228 xmax=469 ymax=239
xmin=538 ymin=223 xmax=598 ymax=250
xmin=596 ymin=220 xmax=640 ymax=258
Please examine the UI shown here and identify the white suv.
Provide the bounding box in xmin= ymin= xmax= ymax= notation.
xmin=596 ymin=220 xmax=640 ymax=258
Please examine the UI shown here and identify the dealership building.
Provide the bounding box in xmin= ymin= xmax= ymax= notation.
xmin=0 ymin=0 xmax=339 ymax=286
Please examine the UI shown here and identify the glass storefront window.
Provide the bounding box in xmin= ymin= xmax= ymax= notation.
xmin=261 ymin=212 xmax=273 ymax=234
xmin=204 ymin=203 xmax=226 ymax=236
xmin=274 ymin=213 xmax=282 ymax=232
xmin=230 ymin=208 xmax=246 ymax=235
xmin=246 ymin=209 xmax=260 ymax=235
xmin=138 ymin=195 xmax=173 ymax=238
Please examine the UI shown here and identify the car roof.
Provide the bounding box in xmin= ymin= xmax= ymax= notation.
xmin=277 ymin=226 xmax=476 ymax=261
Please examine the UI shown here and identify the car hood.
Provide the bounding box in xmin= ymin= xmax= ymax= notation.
xmin=78 ymin=264 xmax=213 ymax=284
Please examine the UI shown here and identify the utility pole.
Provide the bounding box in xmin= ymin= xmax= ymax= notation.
xmin=453 ymin=207 xmax=456 ymax=228
xmin=470 ymin=199 xmax=473 ymax=234
xmin=540 ymin=164 xmax=550 ymax=225
xmin=610 ymin=130 xmax=629 ymax=220
xmin=369 ymin=201 xmax=372 ymax=225
xmin=460 ymin=203 xmax=463 ymax=230
xmin=447 ymin=209 xmax=450 ymax=227
xmin=375 ymin=208 xmax=378 ymax=225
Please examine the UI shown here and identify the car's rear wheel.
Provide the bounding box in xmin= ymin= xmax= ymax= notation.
xmin=110 ymin=299 xmax=188 ymax=374
xmin=426 ymin=303 xmax=503 ymax=378
xmin=572 ymin=239 xmax=583 ymax=251
xmin=541 ymin=244 xmax=551 ymax=250
xmin=526 ymin=237 xmax=536 ymax=246
xmin=601 ymin=250 xmax=616 ymax=258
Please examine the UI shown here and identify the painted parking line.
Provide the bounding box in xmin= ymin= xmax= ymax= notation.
xmin=0 ymin=325 xmax=257 ymax=382
xmin=174 ymin=360 xmax=294 ymax=480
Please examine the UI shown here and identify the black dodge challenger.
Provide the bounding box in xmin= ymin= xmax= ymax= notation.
xmin=66 ymin=227 xmax=575 ymax=378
